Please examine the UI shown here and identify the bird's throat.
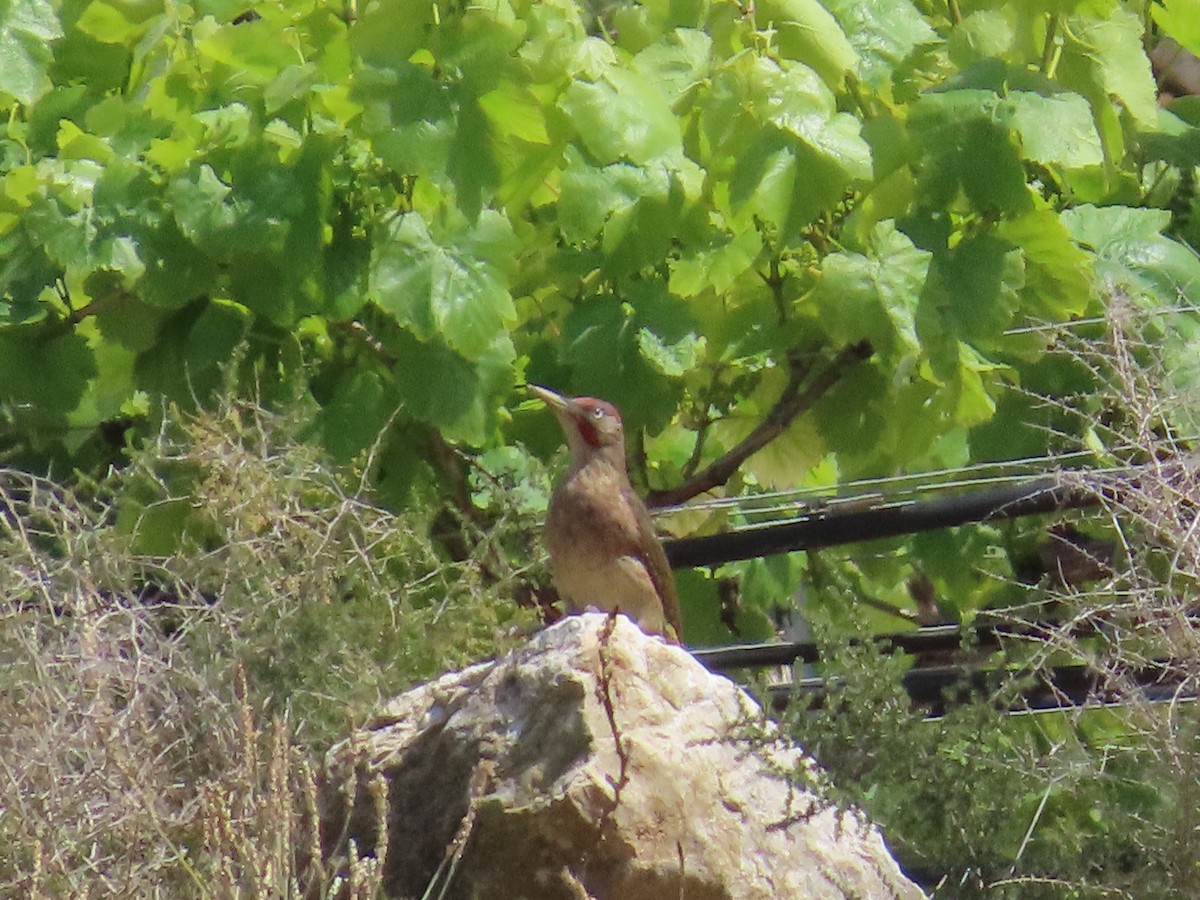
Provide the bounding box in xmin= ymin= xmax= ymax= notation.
xmin=576 ymin=417 xmax=602 ymax=450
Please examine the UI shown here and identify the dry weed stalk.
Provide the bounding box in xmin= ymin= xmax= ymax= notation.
xmin=985 ymin=292 xmax=1200 ymax=894
xmin=0 ymin=395 xmax=501 ymax=897
xmin=196 ymin=667 xmax=390 ymax=899
xmin=0 ymin=468 xmax=216 ymax=893
xmin=1012 ymin=293 xmax=1200 ymax=695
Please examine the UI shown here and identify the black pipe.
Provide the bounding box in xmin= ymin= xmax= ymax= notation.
xmin=663 ymin=476 xmax=1100 ymax=568
xmin=761 ymin=661 xmax=1194 ymax=718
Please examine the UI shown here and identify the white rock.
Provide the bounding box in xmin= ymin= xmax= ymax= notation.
xmin=320 ymin=613 xmax=925 ymax=899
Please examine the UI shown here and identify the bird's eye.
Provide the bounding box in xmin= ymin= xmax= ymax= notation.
xmin=592 ymin=407 xmax=605 ymax=419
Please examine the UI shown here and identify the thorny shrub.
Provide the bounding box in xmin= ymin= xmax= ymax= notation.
xmin=785 ymin=295 xmax=1200 ymax=897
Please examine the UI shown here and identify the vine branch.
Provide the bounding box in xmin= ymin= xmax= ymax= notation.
xmin=645 ymin=340 xmax=874 ymax=509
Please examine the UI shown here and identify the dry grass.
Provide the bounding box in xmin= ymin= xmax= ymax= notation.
xmin=0 ymin=396 xmax=531 ymax=896
xmin=968 ymin=292 xmax=1200 ymax=895
xmin=785 ymin=292 xmax=1200 ymax=896
xmin=1009 ymin=293 xmax=1200 ymax=895
xmin=995 ymin=290 xmax=1200 ymax=698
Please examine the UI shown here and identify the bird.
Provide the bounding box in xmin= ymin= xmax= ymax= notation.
xmin=529 ymin=384 xmax=683 ymax=643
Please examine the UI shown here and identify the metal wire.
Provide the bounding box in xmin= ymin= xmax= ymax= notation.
xmin=1001 ymin=303 xmax=1200 ymax=336
xmin=654 ymin=447 xmax=1191 ymax=530
xmin=650 ymin=301 xmax=1200 ymax=524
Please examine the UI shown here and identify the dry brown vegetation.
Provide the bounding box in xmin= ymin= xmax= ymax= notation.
xmin=789 ymin=295 xmax=1200 ymax=897
xmin=0 ymin=398 xmax=532 ymax=897
xmin=1009 ymin=294 xmax=1200 ymax=894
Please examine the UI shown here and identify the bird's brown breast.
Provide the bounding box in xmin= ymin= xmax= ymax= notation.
xmin=545 ymin=458 xmax=678 ymax=637
xmin=547 ymin=460 xmax=641 ymax=554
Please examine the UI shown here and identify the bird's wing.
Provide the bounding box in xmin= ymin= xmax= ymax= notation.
xmin=627 ymin=488 xmax=684 ymax=642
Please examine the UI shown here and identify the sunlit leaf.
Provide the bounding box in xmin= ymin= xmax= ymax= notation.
xmin=1061 ymin=204 xmax=1200 ymax=303
xmin=560 ymin=68 xmax=681 ymax=166
xmin=1058 ymin=8 xmax=1157 ymax=127
xmin=824 ymin=0 xmax=936 ymax=90
xmin=811 ymin=221 xmax=930 ymax=357
xmin=1153 ymin=0 xmax=1200 ymax=54
xmin=371 ymin=211 xmax=518 ymax=359
xmin=0 ymin=0 xmax=62 ymax=104
xmin=756 ymin=0 xmax=858 ymax=88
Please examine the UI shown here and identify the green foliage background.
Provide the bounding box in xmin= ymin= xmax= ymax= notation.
xmin=5 ymin=0 xmax=1200 ymax=892
xmin=0 ymin=0 xmax=1193 ymax=470
xmin=5 ymin=0 xmax=1200 ymax=641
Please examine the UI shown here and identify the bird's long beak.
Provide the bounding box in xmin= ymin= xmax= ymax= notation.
xmin=528 ymin=384 xmax=573 ymax=415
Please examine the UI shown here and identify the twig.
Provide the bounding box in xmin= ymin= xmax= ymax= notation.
xmin=593 ymin=612 xmax=630 ymax=833
xmin=646 ymin=341 xmax=873 ymax=508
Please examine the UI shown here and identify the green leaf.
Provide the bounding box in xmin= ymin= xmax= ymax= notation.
xmin=1004 ymin=92 xmax=1103 ymax=169
xmin=1154 ymin=0 xmax=1200 ymax=55
xmin=0 ymin=0 xmax=63 ymax=104
xmin=1058 ymin=8 xmax=1157 ymax=128
xmin=741 ymin=553 xmax=808 ymax=620
xmin=446 ymin=93 xmax=500 ymax=219
xmin=348 ymin=0 xmax=436 ymax=69
xmin=609 ymin=0 xmax=709 ymax=53
xmin=764 ymin=65 xmax=873 ymax=181
xmin=74 ymin=0 xmax=157 ymax=47
xmin=996 ymin=209 xmax=1093 ymax=321
xmin=94 ymin=233 xmax=146 ymax=286
xmin=355 ymin=59 xmax=504 ymax=217
xmin=134 ymin=299 xmax=251 ymax=404
xmin=387 ymin=328 xmax=514 ymax=444
xmin=925 ymin=232 xmax=1026 ymax=345
xmin=56 ymin=119 xmax=113 ymax=163
xmin=731 ymin=135 xmax=801 ymax=229
xmin=370 ymin=210 xmax=518 ymax=359
xmin=355 ymin=62 xmax=454 ymax=181
xmin=911 ymin=523 xmax=1009 ymax=612
xmin=169 ymin=164 xmax=255 ymax=257
xmin=96 ymin=294 xmax=171 ymax=351
xmin=167 ymin=139 xmax=326 ymax=320
xmin=557 ymin=146 xmax=703 ymax=275
xmin=556 ymin=287 xmax=691 ymax=431
xmin=478 ymin=82 xmax=551 ymax=145
xmin=631 ymin=27 xmax=713 ymax=107
xmin=569 ymin=37 xmax=618 ymax=80
xmin=909 ymin=90 xmax=1033 ymax=213
xmin=756 ymin=0 xmax=858 ymax=88
xmin=194 ymin=15 xmax=308 ymax=90
xmin=1061 ymin=204 xmax=1172 ymax=248
xmin=1139 ymin=107 xmax=1200 ymax=168
xmin=824 ymin=0 xmax=936 ymax=90
xmin=314 ymin=368 xmax=392 ymax=461
xmin=810 ymin=361 xmax=892 ymax=471
xmin=637 ymin=327 xmax=705 ymax=377
xmin=673 ymin=570 xmax=729 ymax=646
xmin=810 ymin=221 xmax=930 ymax=357
xmin=135 ymin=214 xmax=220 ymax=310
xmin=264 ymin=65 xmax=321 ymax=119
xmin=737 ymin=407 xmax=827 ymax=488
xmin=67 ymin=318 xmax=136 ymax=430
xmin=952 ymin=342 xmax=1006 ymax=426
xmin=948 ymin=10 xmax=1014 ymax=67
xmin=0 ymin=229 xmax=56 ymax=322
xmin=560 ymin=67 xmax=681 ymax=166
xmin=669 ymin=227 xmax=762 ymax=298
xmin=469 ymin=444 xmax=551 ymax=516
xmin=23 ymin=197 xmax=96 ymax=284
xmin=727 ymin=61 xmax=872 ymax=230
xmin=1060 ymin=204 xmax=1200 ymax=303
xmin=0 ymin=327 xmax=95 ymax=425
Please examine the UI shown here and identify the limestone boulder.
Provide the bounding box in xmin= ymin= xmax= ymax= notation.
xmin=319 ymin=613 xmax=925 ymax=899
